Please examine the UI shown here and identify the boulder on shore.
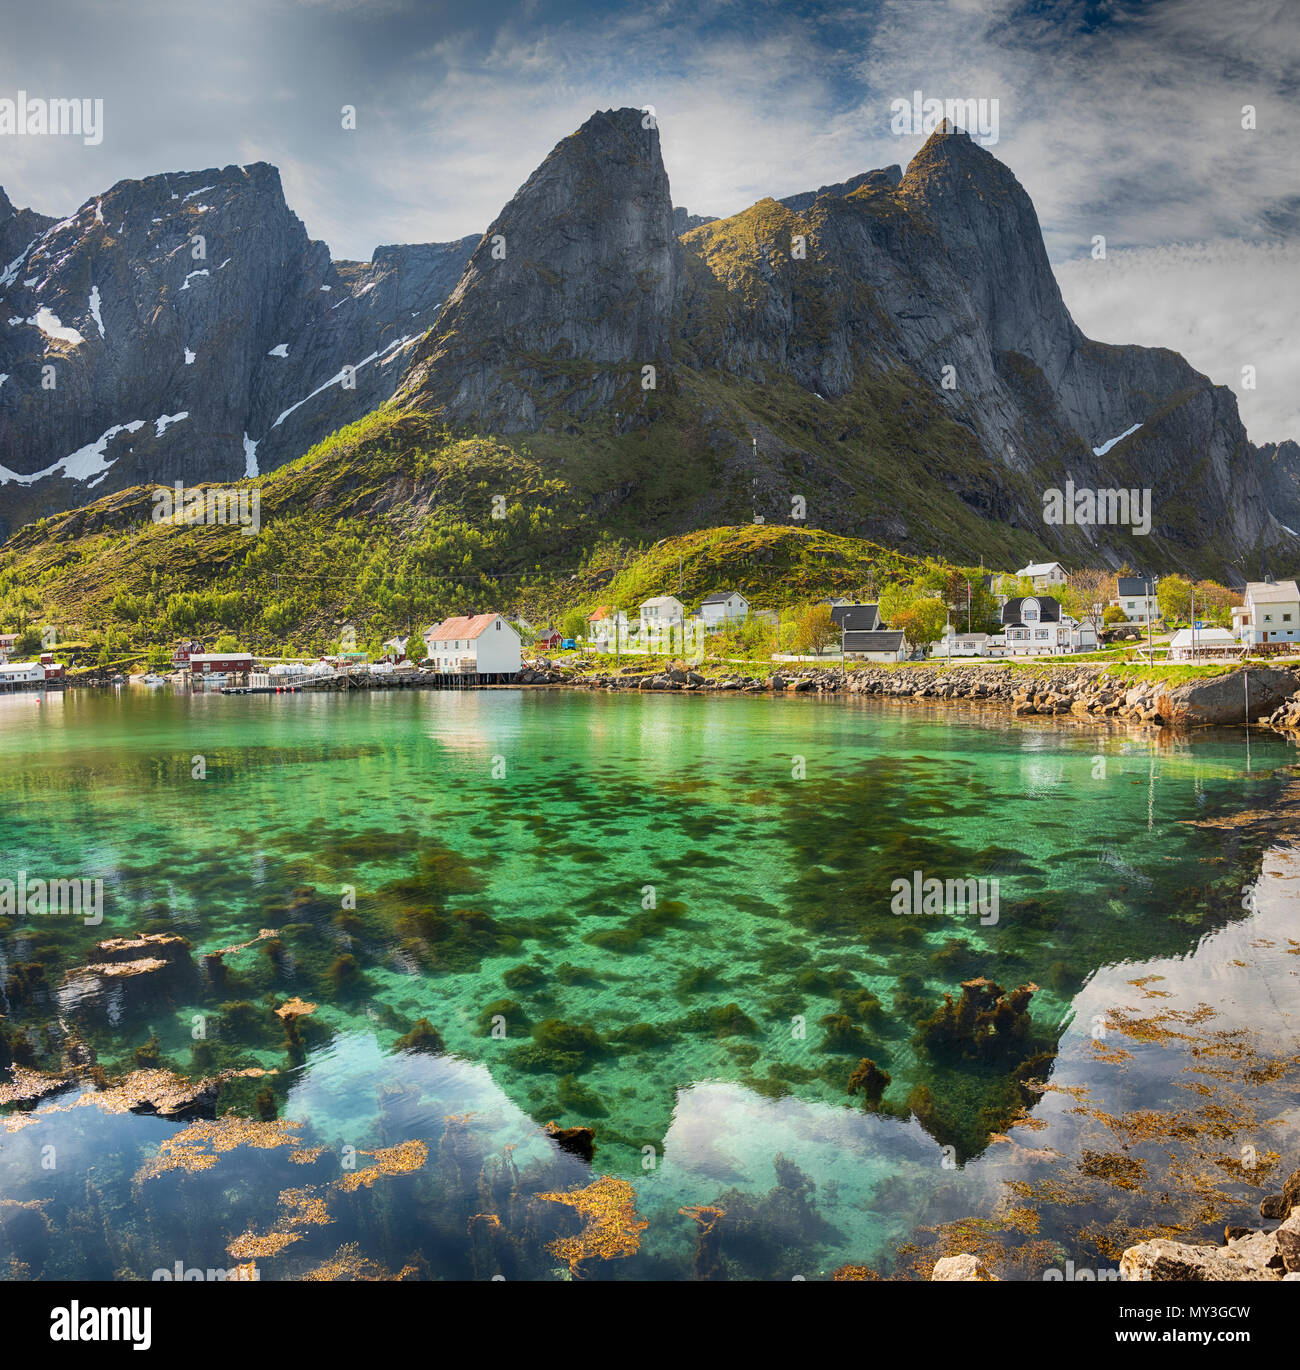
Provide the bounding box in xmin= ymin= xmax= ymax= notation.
xmin=1159 ymin=668 xmax=1300 ymax=726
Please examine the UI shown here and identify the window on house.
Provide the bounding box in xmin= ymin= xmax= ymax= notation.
xmin=1285 ymin=614 xmax=1293 ymax=622
xmin=1265 ymin=615 xmax=1273 ymax=623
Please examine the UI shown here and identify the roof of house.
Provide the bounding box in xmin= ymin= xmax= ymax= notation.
xmin=1170 ymin=627 xmax=1239 ymax=647
xmin=535 ymin=628 xmax=562 ymax=639
xmin=951 ymin=632 xmax=989 ymax=641
xmin=831 ymin=603 xmax=880 ymax=631
xmin=587 ymin=606 xmax=610 ymax=621
xmin=424 ymin=613 xmax=502 ymax=643
xmin=1017 ymin=561 xmax=1067 ymax=578
xmin=1116 ymin=576 xmax=1157 ymax=596
xmin=1002 ymin=596 xmax=1062 ymax=626
xmin=701 ymin=589 xmax=746 ymax=605
xmin=639 ymin=595 xmax=684 ymax=610
xmin=844 ymin=630 xmax=905 ymax=653
xmin=1247 ymin=579 xmax=1300 ymax=603
xmin=189 ymin=652 xmax=253 ymax=663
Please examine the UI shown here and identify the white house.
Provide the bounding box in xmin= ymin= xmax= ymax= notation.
xmin=0 ymin=660 xmax=46 ymax=684
xmin=1169 ymin=627 xmax=1244 ymax=662
xmin=638 ymin=595 xmax=686 ymax=628
xmin=1015 ymin=561 xmax=1069 ymax=593
xmin=1000 ymin=597 xmax=1097 ymax=656
xmin=699 ymin=589 xmax=749 ymax=629
xmin=1111 ymin=576 xmax=1160 ymax=624
xmin=939 ymin=627 xmax=991 ymax=657
xmin=422 ymin=613 xmax=522 ymax=675
xmin=1233 ymin=578 xmax=1300 ymax=648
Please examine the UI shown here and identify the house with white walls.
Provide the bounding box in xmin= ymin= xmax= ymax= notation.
xmin=1111 ymin=576 xmax=1160 ymax=624
xmin=422 ymin=613 xmax=522 ymax=675
xmin=638 ymin=595 xmax=687 ymax=628
xmin=1232 ymin=578 xmax=1300 ymax=649
xmin=999 ymin=597 xmax=1097 ymax=656
xmin=1014 ymin=561 xmax=1069 ymax=593
xmin=699 ymin=589 xmax=749 ymax=629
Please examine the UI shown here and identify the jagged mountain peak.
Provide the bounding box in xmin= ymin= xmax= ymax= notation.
xmin=398 ymin=105 xmax=681 ymax=431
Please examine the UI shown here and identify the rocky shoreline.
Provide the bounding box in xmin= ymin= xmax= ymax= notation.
xmin=933 ymin=1168 xmax=1300 ymax=1281
xmin=520 ymin=659 xmax=1300 ymax=733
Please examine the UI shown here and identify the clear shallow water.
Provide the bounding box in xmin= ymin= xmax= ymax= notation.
xmin=1 ymin=687 xmax=1297 ymax=1279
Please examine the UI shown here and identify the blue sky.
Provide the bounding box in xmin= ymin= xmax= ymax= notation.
xmin=2 ymin=0 xmax=1297 ymax=438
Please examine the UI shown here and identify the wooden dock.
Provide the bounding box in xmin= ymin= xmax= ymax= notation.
xmin=221 ymin=670 xmax=521 ymax=695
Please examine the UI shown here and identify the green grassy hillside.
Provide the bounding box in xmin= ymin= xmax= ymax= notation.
xmin=0 ymin=409 xmax=964 ymax=663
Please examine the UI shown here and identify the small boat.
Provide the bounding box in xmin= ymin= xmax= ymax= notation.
xmin=137 ymin=673 xmax=165 ymax=686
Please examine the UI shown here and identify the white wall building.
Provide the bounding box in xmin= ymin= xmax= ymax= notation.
xmin=638 ymin=595 xmax=686 ymax=628
xmin=699 ymin=589 xmax=749 ymax=629
xmin=999 ymin=597 xmax=1097 ymax=656
xmin=1233 ymin=578 xmax=1300 ymax=648
xmin=1015 ymin=561 xmax=1069 ymax=593
xmin=422 ymin=614 xmax=522 ymax=674
xmin=1111 ymin=576 xmax=1160 ymax=624
xmin=1169 ymin=627 xmax=1244 ymax=662
xmin=939 ymin=627 xmax=991 ymax=657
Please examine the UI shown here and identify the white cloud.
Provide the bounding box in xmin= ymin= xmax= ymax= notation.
xmin=1056 ymin=241 xmax=1300 ymax=444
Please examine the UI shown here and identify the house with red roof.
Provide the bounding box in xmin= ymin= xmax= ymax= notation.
xmin=422 ymin=613 xmax=522 ymax=676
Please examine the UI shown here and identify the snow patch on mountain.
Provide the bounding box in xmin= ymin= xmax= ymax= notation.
xmin=1093 ymin=423 xmax=1143 ymax=456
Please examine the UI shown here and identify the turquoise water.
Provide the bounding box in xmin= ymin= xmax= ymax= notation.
xmin=0 ymin=687 xmax=1295 ymax=1279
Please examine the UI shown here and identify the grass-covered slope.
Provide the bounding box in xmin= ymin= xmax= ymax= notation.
xmin=0 ymin=409 xmax=944 ymax=660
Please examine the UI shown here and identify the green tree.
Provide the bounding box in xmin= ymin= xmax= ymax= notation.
xmin=213 ymin=632 xmax=239 ymax=653
xmin=1157 ymin=574 xmax=1193 ymax=625
xmin=879 ymin=584 xmax=948 ymax=653
xmin=561 ymin=608 xmax=588 ymax=643
xmin=791 ymin=603 xmax=837 ymax=655
xmin=13 ymin=626 xmax=42 ymax=657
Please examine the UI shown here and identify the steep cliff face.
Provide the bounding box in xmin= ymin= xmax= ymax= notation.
xmin=397 ymin=108 xmax=683 ymax=433
xmin=1 ymin=109 xmax=1293 ymax=579
xmin=0 ymin=165 xmax=475 ymax=535
xmin=668 ymin=123 xmax=1288 ymax=570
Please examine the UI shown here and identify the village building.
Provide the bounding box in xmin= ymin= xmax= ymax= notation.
xmin=422 ymin=613 xmax=522 ymax=676
xmin=830 ymin=603 xmax=881 ymax=632
xmin=842 ymin=628 xmax=907 ymax=662
xmin=1233 ymin=577 xmax=1300 ymax=649
xmin=188 ymin=651 xmax=254 ymax=678
xmin=1015 ymin=561 xmax=1070 ymax=593
xmin=939 ymin=627 xmax=991 ymax=657
xmin=1168 ymin=627 xmax=1244 ymax=662
xmin=999 ymin=597 xmax=1097 ymax=656
xmin=1112 ymin=576 xmax=1160 ymax=623
xmin=586 ymin=607 xmax=629 ymax=654
xmin=699 ymin=589 xmax=749 ymax=628
xmin=638 ymin=595 xmax=687 ymax=629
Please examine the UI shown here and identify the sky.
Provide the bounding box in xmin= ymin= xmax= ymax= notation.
xmin=2 ymin=0 xmax=1296 ymax=440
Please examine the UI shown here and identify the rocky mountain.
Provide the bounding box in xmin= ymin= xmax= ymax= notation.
xmin=2 ymin=106 xmax=1295 ymax=579
xmin=393 ymin=108 xmax=1294 ymax=576
xmin=0 ymin=165 xmax=476 ymax=535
